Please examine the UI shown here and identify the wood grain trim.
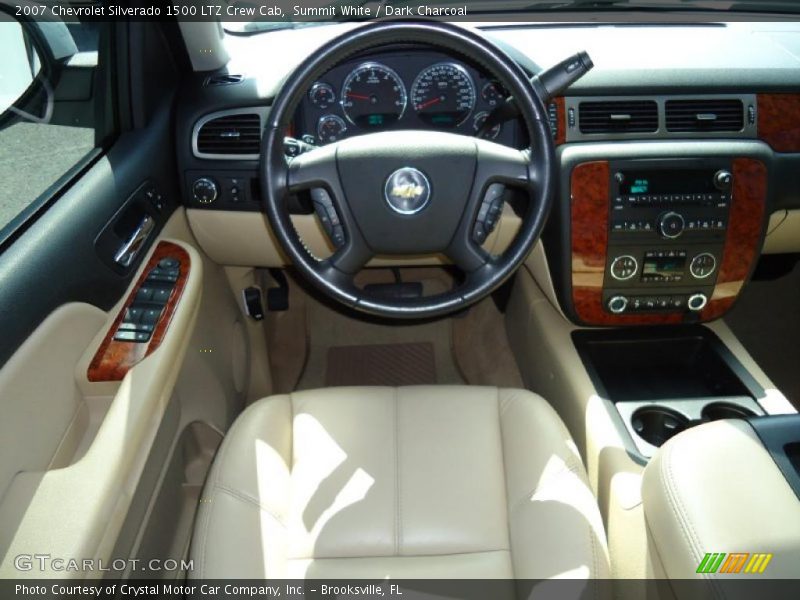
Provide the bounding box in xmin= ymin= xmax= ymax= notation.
xmin=552 ymin=97 xmax=566 ymax=146
xmin=757 ymin=93 xmax=800 ymax=152
xmin=701 ymin=158 xmax=768 ymax=320
xmin=87 ymin=242 xmax=190 ymax=382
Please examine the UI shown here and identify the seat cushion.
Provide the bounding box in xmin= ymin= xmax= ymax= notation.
xmin=190 ymin=386 xmax=609 ymax=580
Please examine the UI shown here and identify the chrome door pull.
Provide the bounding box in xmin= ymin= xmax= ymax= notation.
xmin=114 ymin=214 xmax=155 ymax=267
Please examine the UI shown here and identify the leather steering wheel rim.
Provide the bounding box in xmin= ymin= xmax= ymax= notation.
xmin=261 ymin=21 xmax=556 ymax=319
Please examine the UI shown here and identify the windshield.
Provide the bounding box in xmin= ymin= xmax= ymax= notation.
xmin=223 ymin=0 xmax=800 ymax=34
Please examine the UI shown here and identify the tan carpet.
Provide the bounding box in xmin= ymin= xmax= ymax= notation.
xmin=266 ymin=267 xmax=524 ymax=391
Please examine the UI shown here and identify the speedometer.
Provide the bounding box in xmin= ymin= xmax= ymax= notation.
xmin=411 ymin=62 xmax=476 ymax=128
xmin=340 ymin=62 xmax=407 ymax=128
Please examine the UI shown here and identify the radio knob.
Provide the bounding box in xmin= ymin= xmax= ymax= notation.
xmin=713 ymin=169 xmax=733 ymax=191
xmin=192 ymin=177 xmax=218 ymax=204
xmin=608 ymin=296 xmax=629 ymax=314
xmin=687 ymin=293 xmax=708 ymax=312
xmin=658 ymin=211 xmax=685 ymax=239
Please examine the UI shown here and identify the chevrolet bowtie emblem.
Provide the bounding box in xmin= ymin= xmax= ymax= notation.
xmin=390 ymin=183 xmax=425 ymax=199
xmin=384 ymin=167 xmax=431 ymax=215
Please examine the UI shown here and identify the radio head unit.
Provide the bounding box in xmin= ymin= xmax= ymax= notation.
xmin=604 ymin=159 xmax=733 ymax=316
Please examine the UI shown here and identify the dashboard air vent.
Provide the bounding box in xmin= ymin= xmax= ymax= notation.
xmin=205 ymin=73 xmax=244 ymax=87
xmin=665 ymin=99 xmax=744 ymax=132
xmin=579 ymin=100 xmax=658 ymax=134
xmin=196 ymin=113 xmax=261 ymax=156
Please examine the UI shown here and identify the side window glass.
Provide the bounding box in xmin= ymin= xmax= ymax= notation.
xmin=0 ymin=11 xmax=111 ymax=241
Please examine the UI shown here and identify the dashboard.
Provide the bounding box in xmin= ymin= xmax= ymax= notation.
xmin=176 ymin=22 xmax=800 ymax=327
xmin=292 ymin=49 xmax=523 ymax=148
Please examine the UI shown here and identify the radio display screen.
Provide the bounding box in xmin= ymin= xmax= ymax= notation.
xmin=619 ymin=169 xmax=716 ymax=195
xmin=642 ymin=256 xmax=686 ymax=280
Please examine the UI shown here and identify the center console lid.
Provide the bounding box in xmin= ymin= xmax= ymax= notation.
xmin=642 ymin=416 xmax=800 ymax=581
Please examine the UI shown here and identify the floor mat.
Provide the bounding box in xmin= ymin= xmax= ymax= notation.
xmin=295 ymin=271 xmax=465 ymax=390
xmin=325 ymin=342 xmax=437 ymax=387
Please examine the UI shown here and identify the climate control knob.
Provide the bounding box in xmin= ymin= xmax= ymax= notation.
xmin=607 ymin=295 xmax=629 ymax=314
xmin=687 ymin=293 xmax=708 ymax=312
xmin=658 ymin=211 xmax=685 ymax=239
xmin=690 ymin=253 xmax=717 ymax=279
xmin=610 ymin=255 xmax=638 ymax=281
xmin=192 ymin=177 xmax=218 ymax=204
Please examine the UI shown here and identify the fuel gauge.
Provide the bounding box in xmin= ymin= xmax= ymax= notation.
xmin=317 ymin=114 xmax=347 ymax=144
xmin=309 ymin=82 xmax=336 ymax=110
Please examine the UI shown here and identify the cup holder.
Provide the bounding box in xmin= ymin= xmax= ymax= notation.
xmin=701 ymin=402 xmax=756 ymax=421
xmin=631 ymin=406 xmax=690 ymax=448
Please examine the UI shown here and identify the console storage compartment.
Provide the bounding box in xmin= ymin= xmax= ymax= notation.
xmin=574 ymin=326 xmax=766 ymax=456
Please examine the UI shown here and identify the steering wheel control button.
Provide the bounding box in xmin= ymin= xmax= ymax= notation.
xmin=473 ymin=183 xmax=506 ymax=244
xmin=608 ymin=295 xmax=629 ymax=314
xmin=192 ymin=177 xmax=218 ymax=205
xmin=690 ymin=253 xmax=717 ymax=279
xmin=311 ymin=188 xmax=345 ymax=248
xmin=688 ymin=293 xmax=709 ymax=312
xmin=610 ymin=255 xmax=638 ymax=281
xmin=658 ymin=211 xmax=685 ymax=239
xmin=384 ymin=167 xmax=431 ymax=215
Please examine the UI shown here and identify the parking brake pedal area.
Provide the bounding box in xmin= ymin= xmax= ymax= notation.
xmin=113 ymin=257 xmax=181 ymax=342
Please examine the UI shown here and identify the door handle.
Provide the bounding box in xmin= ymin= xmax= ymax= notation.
xmin=114 ymin=214 xmax=155 ymax=267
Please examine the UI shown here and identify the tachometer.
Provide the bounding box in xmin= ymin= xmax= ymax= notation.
xmin=340 ymin=62 xmax=407 ymax=128
xmin=411 ymin=62 xmax=476 ymax=128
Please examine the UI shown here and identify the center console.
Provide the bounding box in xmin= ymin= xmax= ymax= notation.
xmin=566 ymin=156 xmax=767 ymax=326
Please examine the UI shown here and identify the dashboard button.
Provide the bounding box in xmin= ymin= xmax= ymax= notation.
xmin=607 ymin=296 xmax=628 ymax=314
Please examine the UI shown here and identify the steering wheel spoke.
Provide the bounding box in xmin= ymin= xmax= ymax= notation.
xmin=474 ymin=140 xmax=532 ymax=189
xmin=446 ymin=238 xmax=489 ymax=273
xmin=328 ymin=236 xmax=373 ymax=276
xmin=287 ymin=145 xmax=339 ymax=193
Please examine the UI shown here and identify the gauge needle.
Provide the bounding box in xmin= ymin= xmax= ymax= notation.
xmin=347 ymin=93 xmax=371 ymax=100
xmin=416 ymin=97 xmax=442 ymax=110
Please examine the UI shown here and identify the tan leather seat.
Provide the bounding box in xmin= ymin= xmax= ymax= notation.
xmin=190 ymin=386 xmax=609 ymax=580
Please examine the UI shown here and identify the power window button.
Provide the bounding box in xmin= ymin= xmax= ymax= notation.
xmin=141 ymin=308 xmax=163 ymax=326
xmin=151 ymin=288 xmax=172 ymax=304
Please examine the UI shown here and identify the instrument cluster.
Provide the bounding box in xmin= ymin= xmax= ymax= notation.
xmin=294 ymin=50 xmax=521 ymax=147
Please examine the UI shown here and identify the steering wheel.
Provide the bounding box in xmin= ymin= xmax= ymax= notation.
xmin=261 ymin=21 xmax=556 ymax=319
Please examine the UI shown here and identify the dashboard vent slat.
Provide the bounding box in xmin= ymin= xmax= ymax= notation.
xmin=196 ymin=113 xmax=262 ymax=155
xmin=578 ymin=100 xmax=658 ymax=134
xmin=205 ymin=73 xmax=245 ymax=87
xmin=665 ymin=99 xmax=744 ymax=132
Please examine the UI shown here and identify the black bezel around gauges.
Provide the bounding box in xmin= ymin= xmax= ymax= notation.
xmin=292 ymin=47 xmax=523 ymax=148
